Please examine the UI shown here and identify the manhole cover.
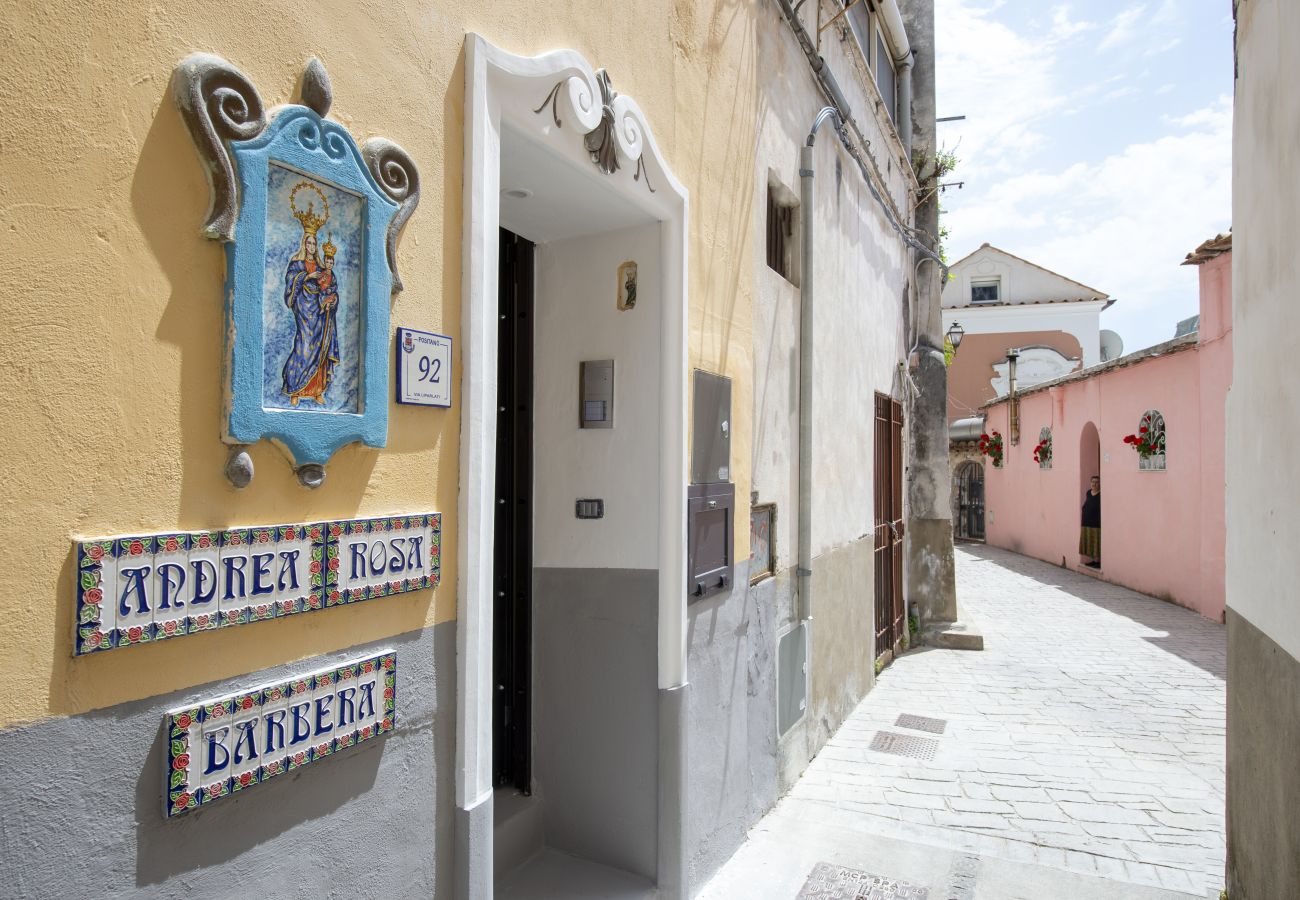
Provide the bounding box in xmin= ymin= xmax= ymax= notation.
xmin=869 ymin=730 xmax=938 ymax=760
xmin=797 ymin=861 xmax=929 ymax=899
xmin=896 ymin=713 xmax=947 ymax=734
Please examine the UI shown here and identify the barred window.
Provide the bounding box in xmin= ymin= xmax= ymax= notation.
xmin=766 ymin=180 xmax=799 ymax=285
xmin=1137 ymin=410 xmax=1167 ymax=471
xmin=1034 ymin=427 xmax=1052 ymax=469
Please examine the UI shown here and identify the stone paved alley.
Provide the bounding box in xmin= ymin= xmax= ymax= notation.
xmin=701 ymin=544 xmax=1226 ymax=900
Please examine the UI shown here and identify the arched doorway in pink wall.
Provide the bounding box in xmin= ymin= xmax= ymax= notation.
xmin=1079 ymin=421 xmax=1101 ymax=567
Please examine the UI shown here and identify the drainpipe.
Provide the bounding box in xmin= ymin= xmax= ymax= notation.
xmin=798 ymin=107 xmax=842 ymax=623
xmin=896 ymin=53 xmax=913 ymax=159
xmin=1006 ymin=348 xmax=1020 ymax=445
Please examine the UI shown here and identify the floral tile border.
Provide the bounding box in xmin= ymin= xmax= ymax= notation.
xmin=73 ymin=514 xmax=440 ymax=656
xmin=164 ymin=650 xmax=396 ymax=818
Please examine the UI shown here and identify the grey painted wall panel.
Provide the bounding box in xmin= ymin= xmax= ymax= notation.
xmin=685 ymin=559 xmax=779 ymax=890
xmin=532 ymin=566 xmax=659 ymax=881
xmin=0 ymin=624 xmax=455 ymax=899
xmin=1226 ymin=609 xmax=1300 ymax=900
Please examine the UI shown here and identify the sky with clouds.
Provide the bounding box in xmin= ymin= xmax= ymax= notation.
xmin=935 ymin=0 xmax=1233 ymax=353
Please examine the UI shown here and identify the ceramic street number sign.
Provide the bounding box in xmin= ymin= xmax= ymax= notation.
xmin=165 ymin=650 xmax=396 ymax=816
xmin=74 ymin=514 xmax=440 ymax=655
xmin=396 ymin=327 xmax=453 ymax=407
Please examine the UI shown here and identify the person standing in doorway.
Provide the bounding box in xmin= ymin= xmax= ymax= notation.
xmin=1080 ymin=475 xmax=1101 ymax=568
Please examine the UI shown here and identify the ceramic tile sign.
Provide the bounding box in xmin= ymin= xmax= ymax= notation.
xmin=395 ymin=327 xmax=453 ymax=408
xmin=166 ymin=650 xmax=396 ymax=817
xmin=74 ymin=514 xmax=440 ymax=655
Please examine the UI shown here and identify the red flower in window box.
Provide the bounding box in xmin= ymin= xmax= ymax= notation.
xmin=978 ymin=431 xmax=1005 ymax=468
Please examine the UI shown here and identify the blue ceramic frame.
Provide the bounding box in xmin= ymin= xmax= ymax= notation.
xmin=226 ymin=108 xmax=398 ymax=465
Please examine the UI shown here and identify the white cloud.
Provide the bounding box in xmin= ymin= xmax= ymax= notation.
xmin=934 ymin=0 xmax=1071 ymax=178
xmin=944 ymin=96 xmax=1232 ymax=350
xmin=1050 ymin=4 xmax=1096 ymax=40
xmin=1144 ymin=36 xmax=1183 ymax=56
xmin=1099 ymin=5 xmax=1147 ymax=51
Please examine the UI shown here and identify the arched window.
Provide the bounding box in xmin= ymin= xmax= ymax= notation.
xmin=1034 ymin=427 xmax=1052 ymax=469
xmin=1136 ymin=410 xmax=1167 ymax=471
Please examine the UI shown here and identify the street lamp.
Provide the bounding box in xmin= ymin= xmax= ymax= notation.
xmin=946 ymin=321 xmax=965 ymax=352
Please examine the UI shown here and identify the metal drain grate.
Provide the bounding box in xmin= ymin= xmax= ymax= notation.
xmin=797 ymin=861 xmax=929 ymax=899
xmin=895 ymin=713 xmax=948 ymax=734
xmin=869 ymin=730 xmax=938 ymax=760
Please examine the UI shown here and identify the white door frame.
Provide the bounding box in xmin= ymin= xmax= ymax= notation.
xmin=457 ymin=32 xmax=689 ymax=815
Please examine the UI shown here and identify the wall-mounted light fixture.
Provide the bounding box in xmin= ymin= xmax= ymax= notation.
xmin=946 ymin=321 xmax=965 ymax=353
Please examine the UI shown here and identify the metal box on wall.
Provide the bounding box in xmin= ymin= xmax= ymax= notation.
xmin=691 ymin=369 xmax=731 ymax=483
xmin=688 ymin=369 xmax=735 ymax=601
xmin=687 ymin=481 xmax=734 ymax=601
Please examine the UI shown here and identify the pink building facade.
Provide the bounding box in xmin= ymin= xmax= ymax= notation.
xmin=977 ymin=238 xmax=1231 ymax=621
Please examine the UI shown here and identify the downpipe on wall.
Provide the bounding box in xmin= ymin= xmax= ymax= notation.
xmin=797 ymin=107 xmax=844 ymax=626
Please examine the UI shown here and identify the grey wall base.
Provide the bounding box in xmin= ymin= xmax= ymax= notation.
xmin=0 ymin=624 xmax=455 ymax=899
xmin=456 ymin=791 xmax=493 ymax=899
xmin=533 ymin=567 xmax=659 ymax=881
xmin=908 ymin=516 xmax=958 ymax=623
xmin=1226 ymin=608 xmax=1300 ymax=899
xmin=657 ymin=683 xmax=688 ymax=900
xmin=685 ymin=558 xmax=780 ymax=891
xmin=778 ymin=537 xmax=876 ymax=791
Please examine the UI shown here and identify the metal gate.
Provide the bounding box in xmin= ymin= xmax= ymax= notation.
xmin=874 ymin=394 xmax=905 ymax=660
xmin=955 ymin=461 xmax=985 ymax=541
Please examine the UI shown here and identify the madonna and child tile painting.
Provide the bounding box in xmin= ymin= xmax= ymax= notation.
xmin=261 ymin=162 xmax=364 ymax=415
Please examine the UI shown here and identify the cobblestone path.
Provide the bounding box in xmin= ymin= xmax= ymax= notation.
xmin=701 ymin=543 xmax=1225 ymax=899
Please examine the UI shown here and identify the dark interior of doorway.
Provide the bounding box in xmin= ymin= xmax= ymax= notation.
xmin=494 ymin=228 xmax=534 ymax=793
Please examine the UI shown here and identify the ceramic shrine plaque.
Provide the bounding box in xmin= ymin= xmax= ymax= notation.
xmin=165 ymin=650 xmax=396 ymax=816
xmin=74 ymin=514 xmax=440 ymax=655
xmin=172 ymin=54 xmax=420 ymax=482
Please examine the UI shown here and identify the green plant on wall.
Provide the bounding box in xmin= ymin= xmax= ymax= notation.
xmin=912 ymin=145 xmax=959 ymax=268
xmin=943 ymin=336 xmax=955 ymax=366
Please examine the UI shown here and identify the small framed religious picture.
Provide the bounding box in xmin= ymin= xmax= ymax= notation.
xmin=396 ymin=327 xmax=453 ymax=408
xmin=617 ymin=260 xmax=638 ymax=311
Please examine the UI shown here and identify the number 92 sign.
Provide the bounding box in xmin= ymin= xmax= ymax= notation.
xmin=396 ymin=327 xmax=453 ymax=408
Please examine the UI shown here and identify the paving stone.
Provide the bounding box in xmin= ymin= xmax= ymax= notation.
xmin=1081 ymin=822 xmax=1152 ymax=841
xmin=1011 ymin=801 xmax=1070 ymax=822
xmin=948 ymin=797 xmax=1016 ymax=815
xmin=932 ymin=810 xmax=1009 ymax=830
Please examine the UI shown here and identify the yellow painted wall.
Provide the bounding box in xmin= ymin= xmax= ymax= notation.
xmin=0 ymin=1 xmax=759 ymax=727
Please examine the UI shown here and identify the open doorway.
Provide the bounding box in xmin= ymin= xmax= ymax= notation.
xmin=1079 ymin=421 xmax=1101 ymax=568
xmin=955 ymin=461 xmax=985 ymax=541
xmin=460 ymin=37 xmax=690 ymax=896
